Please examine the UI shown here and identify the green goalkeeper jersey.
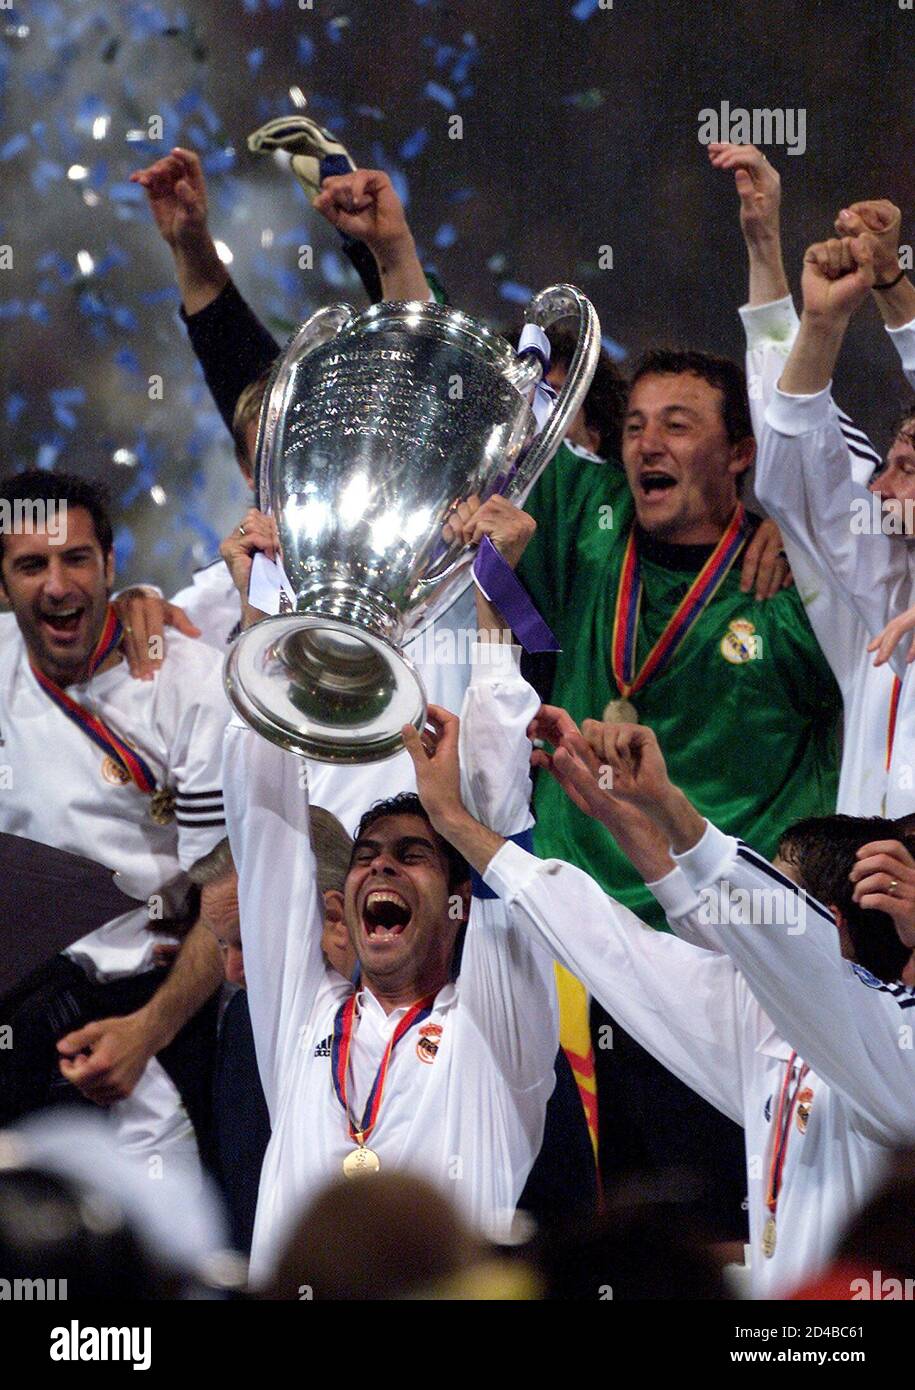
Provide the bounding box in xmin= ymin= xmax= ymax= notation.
xmin=519 ymin=444 xmax=841 ymax=932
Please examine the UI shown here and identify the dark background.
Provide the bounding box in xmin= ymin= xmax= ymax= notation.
xmin=1 ymin=0 xmax=913 ymax=590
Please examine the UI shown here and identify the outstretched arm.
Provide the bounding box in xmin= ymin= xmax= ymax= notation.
xmin=595 ymin=719 xmax=915 ymax=1145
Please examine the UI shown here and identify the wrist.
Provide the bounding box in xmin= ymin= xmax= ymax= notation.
xmin=128 ymin=1003 xmax=168 ymax=1057
xmin=650 ymin=785 xmax=705 ymax=854
xmin=371 ymin=231 xmax=418 ymax=273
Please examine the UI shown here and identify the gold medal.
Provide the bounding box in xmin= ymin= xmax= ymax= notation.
xmin=342 ymin=1144 xmax=381 ymax=1178
xmin=149 ymin=786 xmax=176 ymax=826
xmin=602 ymin=697 xmax=639 ymax=724
xmin=761 ymin=1215 xmax=777 ymax=1259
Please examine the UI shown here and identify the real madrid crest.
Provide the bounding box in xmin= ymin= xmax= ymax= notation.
xmin=720 ymin=618 xmax=759 ymax=665
xmin=416 ymin=1023 xmax=442 ymax=1064
xmin=101 ymin=754 xmax=131 ymax=786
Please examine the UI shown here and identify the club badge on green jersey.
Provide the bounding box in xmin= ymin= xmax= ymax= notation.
xmin=720 ymin=618 xmax=761 ymax=664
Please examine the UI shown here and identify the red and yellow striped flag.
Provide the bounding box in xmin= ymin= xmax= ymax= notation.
xmin=555 ymin=962 xmax=599 ymax=1160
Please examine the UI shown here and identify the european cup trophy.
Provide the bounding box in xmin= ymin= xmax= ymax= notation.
xmin=225 ymin=284 xmax=600 ymax=762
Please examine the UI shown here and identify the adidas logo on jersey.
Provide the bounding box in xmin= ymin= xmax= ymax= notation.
xmin=313 ymin=1034 xmax=332 ymax=1058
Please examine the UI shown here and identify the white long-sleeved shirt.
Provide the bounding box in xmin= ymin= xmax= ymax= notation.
xmin=0 ymin=622 xmax=230 ymax=1170
xmin=484 ymin=822 xmax=915 ymax=1298
xmin=746 ymin=298 xmax=915 ymax=815
xmin=224 ymin=640 xmax=558 ymax=1284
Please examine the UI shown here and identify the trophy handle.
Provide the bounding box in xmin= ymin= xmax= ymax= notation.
xmin=504 ymin=284 xmax=601 ymax=504
xmin=256 ymin=303 xmax=358 ymax=511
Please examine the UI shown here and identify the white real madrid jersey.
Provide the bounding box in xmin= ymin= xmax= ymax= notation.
xmin=224 ymin=643 xmax=558 ymax=1284
xmin=0 ymin=621 xmax=230 ymax=978
xmin=488 ymin=819 xmax=915 ymax=1298
xmin=744 ymin=297 xmax=915 ymax=818
xmin=171 ymin=559 xmax=243 ymax=653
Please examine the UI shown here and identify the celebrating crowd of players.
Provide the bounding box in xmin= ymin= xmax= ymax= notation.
xmin=2 ymin=119 xmax=915 ymax=1301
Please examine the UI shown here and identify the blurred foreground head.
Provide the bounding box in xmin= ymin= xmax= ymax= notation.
xmin=268 ymin=1172 xmax=499 ymax=1300
xmin=0 ymin=1111 xmax=237 ymax=1297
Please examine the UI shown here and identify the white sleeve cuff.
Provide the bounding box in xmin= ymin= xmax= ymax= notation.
xmin=646 ymin=865 xmax=701 ymax=919
xmin=886 ymin=319 xmax=915 ymax=374
xmin=671 ymin=821 xmax=737 ymax=892
xmin=468 ymin=637 xmax=523 ymax=686
xmin=481 ymin=838 xmax=542 ymax=903
xmin=764 ymin=383 xmax=835 ymax=437
xmin=739 ymin=296 xmax=800 ymax=350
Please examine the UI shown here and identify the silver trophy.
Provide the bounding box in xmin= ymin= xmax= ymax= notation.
xmin=225 ymin=284 xmax=600 ymax=762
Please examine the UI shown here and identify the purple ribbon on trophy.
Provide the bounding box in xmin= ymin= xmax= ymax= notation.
xmin=472 ymin=322 xmax=560 ymax=654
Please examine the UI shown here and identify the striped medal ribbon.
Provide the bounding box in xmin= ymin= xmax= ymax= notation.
xmin=331 ymin=989 xmax=438 ymax=1176
xmin=607 ymin=505 xmax=749 ymax=722
xmin=30 ymin=605 xmax=160 ymax=797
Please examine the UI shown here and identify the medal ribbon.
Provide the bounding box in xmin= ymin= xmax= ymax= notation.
xmin=885 ymin=675 xmax=902 ymax=773
xmin=30 ymin=606 xmax=158 ymax=794
xmin=331 ymin=990 xmax=438 ymax=1145
xmin=765 ymin=1051 xmax=810 ymax=1220
xmin=611 ymin=505 xmax=749 ymax=699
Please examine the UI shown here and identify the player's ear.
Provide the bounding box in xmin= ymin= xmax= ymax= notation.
xmin=829 ymin=904 xmax=855 ymax=961
xmin=728 ymin=434 xmax=756 ymax=478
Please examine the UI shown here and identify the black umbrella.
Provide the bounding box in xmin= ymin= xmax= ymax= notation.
xmin=0 ymin=833 xmax=133 ymax=1001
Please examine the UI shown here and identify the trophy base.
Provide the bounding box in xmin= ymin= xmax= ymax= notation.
xmin=225 ymin=614 xmax=427 ymax=764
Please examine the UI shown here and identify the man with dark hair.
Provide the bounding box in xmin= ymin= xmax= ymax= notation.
xmin=712 ymin=141 xmax=915 ymax=822
xmin=446 ymin=698 xmax=915 ymax=1295
xmin=0 ymin=468 xmax=231 ymax=1178
xmin=224 ymin=582 xmax=559 ymax=1283
xmin=506 ymin=332 xmax=841 ymax=1241
xmin=545 ymin=326 xmax=628 ymax=460
xmin=776 ymin=815 xmax=912 ymax=986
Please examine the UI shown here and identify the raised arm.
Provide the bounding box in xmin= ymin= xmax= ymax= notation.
xmin=598 ymin=720 xmax=915 ymax=1146
xmin=221 ymin=720 xmax=328 ymax=1120
xmin=756 ymin=234 xmax=914 ymax=670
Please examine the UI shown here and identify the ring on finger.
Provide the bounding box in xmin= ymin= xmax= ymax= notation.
xmin=890 ymin=879 xmax=899 ymax=897
xmin=238 ymin=524 xmax=246 ymax=537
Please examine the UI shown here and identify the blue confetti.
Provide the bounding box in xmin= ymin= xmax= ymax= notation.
xmin=319 ymin=250 xmax=350 ymax=287
xmin=247 ymin=48 xmax=265 ymax=74
xmin=36 ymin=443 xmax=61 ymax=472
xmin=201 ymin=147 xmax=236 ymax=175
xmin=388 ymin=167 xmax=409 ymax=208
xmin=326 ymin=17 xmax=350 ymax=43
xmin=434 ymin=223 xmax=458 ymax=249
xmin=572 ymin=0 xmax=601 ymax=16
xmin=108 ymin=182 xmax=145 ymax=204
xmin=400 ymin=128 xmax=429 ymax=161
xmin=424 ymin=81 xmax=455 ymax=110
xmin=113 ymin=524 xmax=135 ymax=569
xmin=601 ymin=334 xmax=628 ymax=362
xmin=114 ymin=345 xmax=143 ymax=374
xmin=6 ymin=394 xmax=26 ymax=425
xmin=111 ymin=305 xmax=139 ymax=332
xmin=499 ymin=281 xmax=535 ymax=304
xmin=139 ymin=286 xmax=181 ymax=306
xmin=448 ymin=187 xmax=475 ymax=204
xmin=76 ymin=94 xmax=108 ymax=122
xmin=30 ymin=159 xmax=65 ymax=192
xmin=297 ymin=35 xmax=315 ymax=63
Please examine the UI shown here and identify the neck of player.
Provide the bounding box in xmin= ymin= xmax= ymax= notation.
xmin=362 ymin=964 xmax=449 ymax=1016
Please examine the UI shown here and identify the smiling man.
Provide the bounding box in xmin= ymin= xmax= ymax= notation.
xmin=223 ymin=610 xmax=558 ymax=1283
xmin=0 ymin=470 xmax=230 ymax=1178
xmin=515 ymin=344 xmax=842 ymax=1243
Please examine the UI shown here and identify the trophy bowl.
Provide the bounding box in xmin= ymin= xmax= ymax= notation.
xmin=225 ymin=285 xmax=600 ymax=762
